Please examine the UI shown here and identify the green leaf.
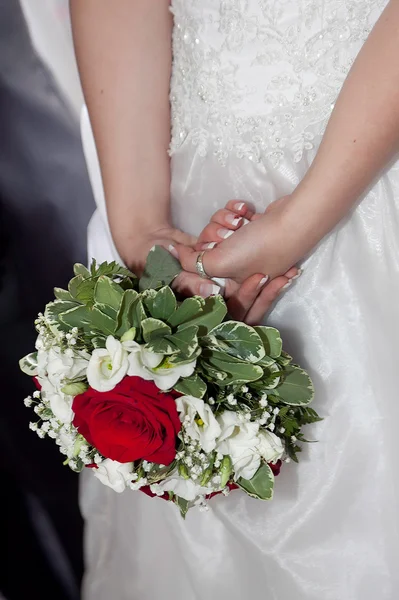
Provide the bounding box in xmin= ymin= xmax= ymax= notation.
xmin=168 ymin=297 xmax=204 ymax=327
xmin=94 ymin=302 xmax=118 ymax=320
xmin=166 ymin=326 xmax=199 ymax=359
xmin=173 ymin=374 xmax=207 ymax=398
xmin=238 ymin=463 xmax=274 ymax=500
xmin=145 ymin=337 xmax=179 ymax=355
xmin=142 ymin=318 xmax=171 ymax=342
xmin=277 ymin=351 xmax=293 ymax=366
xmin=68 ymin=275 xmax=85 ymax=299
xmin=120 ymin=327 xmax=136 ymax=342
xmin=174 ymin=496 xmax=189 ymax=519
xmin=116 ymin=289 xmax=139 ymax=335
xmin=45 ymin=300 xmax=78 ymax=324
xmin=92 ymin=336 xmax=106 ymax=349
xmin=147 ymin=462 xmax=176 ymax=484
xmin=200 ymin=361 xmax=228 ymax=383
xmin=61 ymin=382 xmax=88 ymax=396
xmin=148 ymin=286 xmax=177 ymax=321
xmin=19 ymin=352 xmax=38 ymax=376
xmin=168 ymin=346 xmax=201 ymax=366
xmin=139 ymin=246 xmax=182 ymax=291
xmin=255 ymin=361 xmax=282 ymax=390
xmin=220 ymin=455 xmax=233 ymax=488
xmin=275 ymin=366 xmax=314 ymax=406
xmin=90 ymin=306 xmax=116 ymax=335
xmin=207 ymin=321 xmax=265 ymax=363
xmin=54 ymin=288 xmax=76 ymax=303
xmin=205 ymin=352 xmax=263 ymax=385
xmin=90 ymin=259 xmax=97 ymax=276
xmin=75 ymin=278 xmax=96 ymax=305
xmin=73 ymin=263 xmax=91 ymax=278
xmin=93 ymin=260 xmax=136 ymax=280
xmin=257 ymin=355 xmax=278 ymax=369
xmin=179 ymin=295 xmax=227 ymax=335
xmin=94 ymin=276 xmax=124 ymax=310
xmin=58 ymin=305 xmax=92 ymax=329
xmin=129 ymin=298 xmax=147 ymax=332
xmin=254 ymin=326 xmax=282 ymax=359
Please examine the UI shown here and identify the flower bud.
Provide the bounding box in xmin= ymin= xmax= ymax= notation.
xmin=220 ymin=455 xmax=233 ymax=488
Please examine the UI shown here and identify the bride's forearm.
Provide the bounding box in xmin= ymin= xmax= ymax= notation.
xmin=286 ymin=0 xmax=399 ymax=252
xmin=70 ymin=0 xmax=173 ymax=257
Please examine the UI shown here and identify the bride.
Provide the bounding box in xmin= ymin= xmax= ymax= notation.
xmin=70 ymin=1 xmax=399 ymax=598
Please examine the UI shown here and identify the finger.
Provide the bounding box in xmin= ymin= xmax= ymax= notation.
xmin=174 ymin=243 xmax=223 ymax=279
xmin=209 ymin=209 xmax=244 ymax=228
xmin=244 ymin=276 xmax=290 ymax=325
xmin=226 ymin=274 xmax=269 ymax=321
xmin=284 ymin=266 xmax=299 ymax=279
xmin=172 ymin=271 xmax=221 ymax=299
xmin=196 ymin=222 xmax=235 ymax=246
xmin=223 ymin=200 xmax=250 ymax=215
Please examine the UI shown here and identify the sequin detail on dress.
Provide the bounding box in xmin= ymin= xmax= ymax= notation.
xmin=170 ymin=0 xmax=387 ymax=166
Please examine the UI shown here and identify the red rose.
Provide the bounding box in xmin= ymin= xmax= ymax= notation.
xmin=72 ymin=376 xmax=181 ymax=465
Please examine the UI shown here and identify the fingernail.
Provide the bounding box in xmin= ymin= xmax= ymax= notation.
xmin=168 ymin=244 xmax=179 ymax=259
xmin=206 ymin=242 xmax=217 ymax=249
xmin=218 ymin=228 xmax=234 ymax=239
xmin=212 ymin=277 xmax=226 ymax=289
xmin=281 ymin=279 xmax=293 ymax=291
xmin=291 ymin=269 xmax=303 ymax=280
xmin=234 ymin=202 xmax=245 ymax=211
xmin=242 ymin=218 xmax=250 ymax=226
xmin=226 ymin=214 xmax=242 ymax=227
xmin=257 ymin=276 xmax=269 ymax=289
xmin=199 ymin=283 xmax=221 ymax=297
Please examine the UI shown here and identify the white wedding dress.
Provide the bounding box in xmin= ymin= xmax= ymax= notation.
xmin=81 ymin=1 xmax=399 ymax=598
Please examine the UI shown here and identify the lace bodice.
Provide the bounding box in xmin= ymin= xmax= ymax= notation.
xmin=170 ymin=0 xmax=387 ymax=166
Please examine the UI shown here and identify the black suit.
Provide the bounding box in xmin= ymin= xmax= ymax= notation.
xmin=0 ymin=3 xmax=94 ymax=599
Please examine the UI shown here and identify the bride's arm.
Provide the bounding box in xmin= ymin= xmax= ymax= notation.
xmin=177 ymin=0 xmax=399 ymax=281
xmin=70 ymin=0 xmax=189 ymax=269
xmin=286 ymin=0 xmax=399 ymax=253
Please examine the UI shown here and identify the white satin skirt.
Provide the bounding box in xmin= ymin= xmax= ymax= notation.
xmin=82 ymin=108 xmax=399 ymax=600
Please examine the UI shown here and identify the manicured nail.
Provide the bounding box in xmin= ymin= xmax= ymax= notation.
xmin=206 ymin=242 xmax=217 ymax=249
xmin=281 ymin=279 xmax=293 ymax=291
xmin=212 ymin=277 xmax=226 ymax=289
xmin=218 ymin=228 xmax=234 ymax=239
xmin=168 ymin=244 xmax=179 ymax=259
xmin=234 ymin=202 xmax=245 ymax=211
xmin=199 ymin=283 xmax=221 ymax=297
xmin=226 ymin=213 xmax=242 ymax=227
xmin=242 ymin=218 xmax=250 ymax=226
xmin=291 ymin=269 xmax=303 ymax=280
xmin=257 ymin=276 xmax=269 ymax=289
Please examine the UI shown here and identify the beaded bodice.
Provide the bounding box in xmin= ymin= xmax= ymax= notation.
xmin=170 ymin=0 xmax=387 ymax=166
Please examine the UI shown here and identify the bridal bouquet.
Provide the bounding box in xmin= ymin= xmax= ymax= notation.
xmin=20 ymin=247 xmax=320 ymax=517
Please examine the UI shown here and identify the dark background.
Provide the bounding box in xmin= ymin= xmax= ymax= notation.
xmin=0 ymin=2 xmax=94 ymax=598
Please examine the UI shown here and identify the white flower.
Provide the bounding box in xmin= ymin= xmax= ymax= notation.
xmin=44 ymin=347 xmax=89 ymax=387
xmin=126 ymin=342 xmax=196 ymax=391
xmin=216 ymin=411 xmax=261 ymax=481
xmin=40 ymin=379 xmax=73 ymax=424
xmin=93 ymin=459 xmax=134 ymax=493
xmin=87 ymin=336 xmax=129 ymax=392
xmin=156 ymin=470 xmax=213 ymax=502
xmin=175 ymin=395 xmax=221 ymax=453
xmin=257 ymin=430 xmax=284 ymax=464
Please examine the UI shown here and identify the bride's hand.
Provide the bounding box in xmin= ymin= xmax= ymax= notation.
xmin=190 ymin=200 xmax=299 ymax=324
xmin=112 ymin=224 xmax=223 ymax=299
xmin=176 ymin=195 xmax=304 ymax=285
